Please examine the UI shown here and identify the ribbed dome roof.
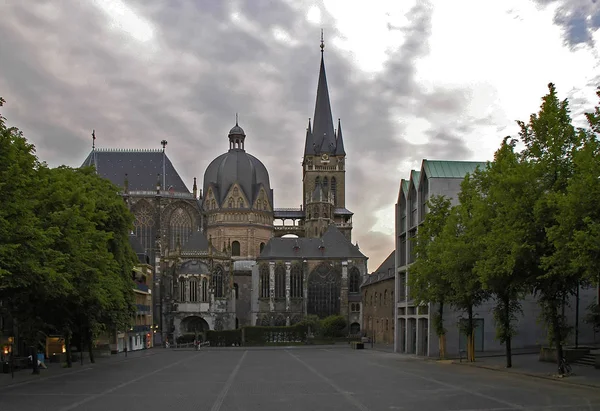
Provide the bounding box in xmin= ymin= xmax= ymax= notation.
xmin=203 ymin=124 xmax=271 ymax=206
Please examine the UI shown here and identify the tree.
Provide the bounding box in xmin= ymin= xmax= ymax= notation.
xmin=35 ymin=166 xmax=137 ymax=366
xmin=473 ymin=138 xmax=537 ymax=368
xmin=439 ymin=175 xmax=488 ymax=362
xmin=408 ymin=195 xmax=452 ymax=358
xmin=519 ymin=83 xmax=582 ymax=375
xmin=0 ymin=98 xmax=71 ymax=373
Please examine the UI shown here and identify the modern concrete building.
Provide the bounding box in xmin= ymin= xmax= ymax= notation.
xmin=394 ymin=159 xmax=598 ymax=358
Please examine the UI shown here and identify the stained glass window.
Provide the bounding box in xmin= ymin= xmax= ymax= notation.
xmin=170 ymin=208 xmax=192 ymax=249
xmin=331 ymin=177 xmax=337 ymax=205
xmin=349 ymin=267 xmax=361 ymax=293
xmin=259 ymin=264 xmax=270 ymax=298
xmin=189 ymin=278 xmax=199 ymax=302
xmin=307 ymin=263 xmax=341 ymax=318
xmin=213 ymin=266 xmax=224 ymax=298
xmin=290 ymin=264 xmax=303 ymax=298
xmin=201 ymin=277 xmax=208 ymax=302
xmin=275 ymin=264 xmax=285 ymax=299
xmin=133 ymin=201 xmax=155 ymax=259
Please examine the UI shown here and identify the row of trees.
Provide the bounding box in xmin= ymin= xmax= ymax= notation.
xmin=0 ymin=97 xmax=138 ymax=372
xmin=409 ymin=84 xmax=600 ymax=373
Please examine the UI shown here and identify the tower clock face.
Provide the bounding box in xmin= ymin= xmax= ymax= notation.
xmin=321 ymin=153 xmax=329 ymax=161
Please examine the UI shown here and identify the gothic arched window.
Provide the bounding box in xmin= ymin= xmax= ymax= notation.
xmin=169 ymin=207 xmax=192 ymax=249
xmin=331 ymin=177 xmax=337 ymax=206
xmin=231 ymin=241 xmax=241 ymax=256
xmin=290 ymin=264 xmax=303 ymax=298
xmin=322 ymin=177 xmax=328 ymax=194
xmin=259 ymin=242 xmax=265 ymax=253
xmin=238 ymin=198 xmax=244 ymax=208
xmin=349 ymin=267 xmax=360 ymax=294
xmin=178 ymin=277 xmax=186 ymax=302
xmin=201 ymin=277 xmax=208 ymax=302
xmin=189 ymin=278 xmax=199 ymax=302
xmin=275 ymin=264 xmax=285 ymax=299
xmin=307 ymin=263 xmax=341 ymax=318
xmin=384 ymin=289 xmax=388 ymax=306
xmin=133 ymin=201 xmax=155 ymax=260
xmin=259 ymin=264 xmax=270 ymax=298
xmin=213 ymin=266 xmax=224 ymax=298
xmin=228 ymin=198 xmax=234 ymax=208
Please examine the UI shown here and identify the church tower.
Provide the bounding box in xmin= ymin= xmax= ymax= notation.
xmin=302 ymin=33 xmax=352 ymax=240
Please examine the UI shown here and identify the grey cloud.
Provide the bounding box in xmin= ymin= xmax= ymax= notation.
xmin=0 ymin=1 xmax=483 ymax=270
xmin=533 ymin=0 xmax=600 ymax=48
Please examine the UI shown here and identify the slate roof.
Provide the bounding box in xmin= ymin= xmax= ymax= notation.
xmin=422 ymin=160 xmax=487 ymax=179
xmin=361 ymin=250 xmax=395 ymax=287
xmin=129 ymin=233 xmax=150 ymax=265
xmin=82 ymin=149 xmax=189 ymax=193
xmin=304 ymin=48 xmax=345 ymax=156
xmin=182 ymin=230 xmax=218 ymax=253
xmin=258 ymin=224 xmax=365 ymax=260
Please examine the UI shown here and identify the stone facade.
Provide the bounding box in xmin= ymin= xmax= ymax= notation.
xmin=81 ymin=41 xmax=365 ymax=339
xmin=361 ymin=251 xmax=395 ymax=344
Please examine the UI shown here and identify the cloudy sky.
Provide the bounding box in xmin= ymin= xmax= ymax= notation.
xmin=1 ymin=0 xmax=599 ymax=271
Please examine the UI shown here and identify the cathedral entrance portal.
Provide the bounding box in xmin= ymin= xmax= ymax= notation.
xmin=307 ymin=264 xmax=341 ymax=318
xmin=180 ymin=316 xmax=209 ymax=336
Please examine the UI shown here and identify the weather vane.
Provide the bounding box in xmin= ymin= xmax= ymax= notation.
xmin=161 ymin=140 xmax=168 ymax=151
xmin=92 ymin=129 xmax=96 ymax=149
xmin=320 ymin=29 xmax=324 ymax=53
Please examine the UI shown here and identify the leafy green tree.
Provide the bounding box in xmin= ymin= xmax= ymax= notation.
xmin=518 ymin=83 xmax=582 ymax=374
xmin=439 ymin=175 xmax=489 ymax=362
xmin=473 ymin=138 xmax=537 ymax=368
xmin=0 ymin=98 xmax=71 ymax=373
xmin=408 ymin=195 xmax=452 ymax=358
xmin=320 ymin=315 xmax=347 ymax=338
xmin=35 ymin=166 xmax=137 ymax=366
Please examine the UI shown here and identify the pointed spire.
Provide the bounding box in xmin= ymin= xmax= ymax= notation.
xmin=335 ymin=118 xmax=346 ymax=156
xmin=311 ymin=31 xmax=336 ymax=155
xmin=92 ymin=129 xmax=96 ymax=150
xmin=303 ymin=118 xmax=313 ymax=157
xmin=193 ymin=177 xmax=197 ymax=198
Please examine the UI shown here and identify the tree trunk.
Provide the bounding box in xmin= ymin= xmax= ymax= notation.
xmin=439 ymin=302 xmax=446 ymax=359
xmin=467 ymin=305 xmax=475 ymax=362
xmin=552 ymin=304 xmax=564 ymax=375
xmin=87 ymin=329 xmax=95 ymax=364
xmin=503 ymin=294 xmax=512 ymax=368
xmin=65 ymin=333 xmax=72 ymax=368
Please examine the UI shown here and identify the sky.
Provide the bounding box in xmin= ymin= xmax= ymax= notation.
xmin=1 ymin=0 xmax=599 ymax=272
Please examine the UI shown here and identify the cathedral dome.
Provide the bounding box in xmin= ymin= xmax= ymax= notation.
xmin=203 ymin=122 xmax=272 ymax=207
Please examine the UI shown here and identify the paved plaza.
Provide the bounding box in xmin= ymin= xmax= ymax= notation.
xmin=1 ymin=347 xmax=600 ymax=411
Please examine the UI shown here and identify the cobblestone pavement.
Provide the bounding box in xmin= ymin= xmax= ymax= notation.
xmin=1 ymin=347 xmax=600 ymax=411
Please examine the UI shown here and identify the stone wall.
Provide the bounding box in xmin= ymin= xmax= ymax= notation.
xmin=362 ymin=277 xmax=395 ymax=344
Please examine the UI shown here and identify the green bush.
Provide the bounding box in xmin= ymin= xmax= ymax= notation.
xmin=244 ymin=324 xmax=308 ymax=345
xmin=320 ymin=315 xmax=347 ymax=338
xmin=206 ymin=330 xmax=242 ymax=346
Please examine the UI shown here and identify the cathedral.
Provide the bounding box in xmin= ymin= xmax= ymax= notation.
xmin=82 ymin=40 xmax=367 ymax=343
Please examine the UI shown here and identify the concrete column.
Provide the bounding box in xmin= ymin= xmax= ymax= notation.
xmin=285 ymin=261 xmax=291 ymax=312
xmin=269 ymin=261 xmax=275 ymax=312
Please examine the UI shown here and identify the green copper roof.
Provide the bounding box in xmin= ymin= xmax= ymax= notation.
xmin=410 ymin=170 xmax=421 ymax=188
xmin=402 ymin=179 xmax=409 ymax=192
xmin=422 ymin=160 xmax=487 ymax=179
